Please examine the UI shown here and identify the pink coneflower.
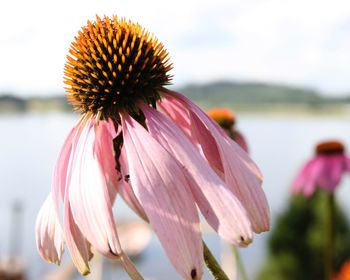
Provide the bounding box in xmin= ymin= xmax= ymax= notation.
xmin=291 ymin=140 xmax=350 ymax=197
xmin=207 ymin=108 xmax=249 ymax=153
xmin=35 ymin=15 xmax=269 ymax=279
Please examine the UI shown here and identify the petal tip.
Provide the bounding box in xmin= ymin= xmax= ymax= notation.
xmin=81 ymin=267 xmax=90 ymax=276
xmin=237 ymin=235 xmax=253 ymax=248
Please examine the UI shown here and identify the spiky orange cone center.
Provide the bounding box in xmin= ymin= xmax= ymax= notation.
xmin=64 ymin=16 xmax=172 ymax=118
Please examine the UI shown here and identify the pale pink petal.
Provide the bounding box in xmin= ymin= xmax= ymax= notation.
xmin=158 ymin=96 xmax=224 ymax=175
xmin=50 ymin=116 xmax=92 ymax=274
xmin=162 ymin=91 xmax=270 ymax=233
xmin=51 ymin=127 xmax=74 ymax=209
xmin=51 ymin=115 xmax=92 ymax=225
xmin=94 ymin=120 xmax=119 ymax=202
xmin=157 ymin=96 xmax=192 ymax=137
xmin=68 ymin=119 xmax=122 ymax=258
xmin=142 ymin=104 xmax=253 ymax=246
xmin=122 ymin=113 xmax=203 ymax=280
xmin=35 ymin=194 xmax=64 ymax=264
xmin=63 ymin=197 xmax=91 ymax=275
xmin=119 ymin=146 xmax=148 ymax=221
xmin=188 ymin=108 xmax=225 ymax=175
xmin=234 ymin=130 xmax=249 ymax=154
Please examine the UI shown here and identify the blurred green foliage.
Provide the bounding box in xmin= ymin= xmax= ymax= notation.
xmin=257 ymin=191 xmax=350 ymax=280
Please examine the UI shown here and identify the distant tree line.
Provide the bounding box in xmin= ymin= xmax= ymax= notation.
xmin=0 ymin=81 xmax=349 ymax=113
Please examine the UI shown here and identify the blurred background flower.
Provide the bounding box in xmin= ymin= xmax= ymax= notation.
xmin=207 ymin=107 xmax=249 ymax=153
xmin=292 ymin=140 xmax=350 ymax=197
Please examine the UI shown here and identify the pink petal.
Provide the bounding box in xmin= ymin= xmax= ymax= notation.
xmin=51 ymin=115 xmax=93 ymax=223
xmin=118 ymin=146 xmax=148 ymax=221
xmin=122 ymin=113 xmax=203 ymax=280
xmin=63 ymin=197 xmax=92 ymax=275
xmin=291 ymin=159 xmax=316 ymax=196
xmin=94 ymin=120 xmax=119 ymax=203
xmin=142 ymin=104 xmax=253 ymax=246
xmin=68 ymin=119 xmax=122 ymax=258
xmin=49 ymin=116 xmax=92 ymax=274
xmin=317 ymin=155 xmax=345 ymax=192
xmin=51 ymin=128 xmax=73 ymax=210
xmin=35 ymin=194 xmax=64 ymax=265
xmin=234 ymin=130 xmax=249 ymax=154
xmin=159 ymin=95 xmax=224 ymax=175
xmin=292 ymin=157 xmax=324 ymax=197
xmin=157 ymin=96 xmax=192 ymax=137
xmin=162 ymin=91 xmax=270 ymax=233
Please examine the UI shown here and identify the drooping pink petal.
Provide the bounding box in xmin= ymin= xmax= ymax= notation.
xmin=49 ymin=116 xmax=92 ymax=274
xmin=158 ymin=96 xmax=224 ymax=175
xmin=161 ymin=91 xmax=270 ymax=233
xmin=118 ymin=146 xmax=148 ymax=221
xmin=51 ymin=116 xmax=86 ymax=218
xmin=35 ymin=194 xmax=64 ymax=265
xmin=142 ymin=104 xmax=253 ymax=246
xmin=94 ymin=119 xmax=119 ymax=202
xmin=63 ymin=197 xmax=92 ymax=275
xmin=68 ymin=119 xmax=122 ymax=258
xmin=291 ymin=158 xmax=324 ymax=197
xmin=157 ymin=95 xmax=192 ymax=137
xmin=51 ymin=115 xmax=96 ymax=228
xmin=122 ymin=113 xmax=203 ymax=280
xmin=317 ymin=155 xmax=345 ymax=192
xmin=234 ymin=130 xmax=249 ymax=154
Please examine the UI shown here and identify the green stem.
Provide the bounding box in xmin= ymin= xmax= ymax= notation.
xmin=120 ymin=252 xmax=144 ymax=280
xmin=325 ymin=192 xmax=335 ymax=280
xmin=232 ymin=246 xmax=248 ymax=280
xmin=203 ymin=241 xmax=229 ymax=280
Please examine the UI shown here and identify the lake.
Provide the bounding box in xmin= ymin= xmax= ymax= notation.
xmin=0 ymin=111 xmax=350 ymax=279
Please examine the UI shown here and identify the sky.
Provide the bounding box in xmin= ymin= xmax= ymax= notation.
xmin=1 ymin=0 xmax=350 ymax=96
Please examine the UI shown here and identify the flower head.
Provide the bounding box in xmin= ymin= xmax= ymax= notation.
xmin=208 ymin=108 xmax=249 ymax=153
xmin=36 ymin=15 xmax=269 ymax=279
xmin=291 ymin=140 xmax=350 ymax=197
xmin=64 ymin=15 xmax=172 ymax=117
xmin=207 ymin=108 xmax=236 ymax=129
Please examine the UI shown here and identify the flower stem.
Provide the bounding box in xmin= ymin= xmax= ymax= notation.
xmin=203 ymin=241 xmax=229 ymax=280
xmin=325 ymin=192 xmax=335 ymax=280
xmin=120 ymin=252 xmax=144 ymax=280
xmin=232 ymin=246 xmax=248 ymax=280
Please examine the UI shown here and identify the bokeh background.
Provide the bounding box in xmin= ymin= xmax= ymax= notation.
xmin=1 ymin=0 xmax=350 ymax=279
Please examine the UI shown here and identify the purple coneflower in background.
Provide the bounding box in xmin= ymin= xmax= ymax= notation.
xmin=292 ymin=140 xmax=350 ymax=279
xmin=291 ymin=140 xmax=350 ymax=197
xmin=35 ymin=15 xmax=270 ymax=280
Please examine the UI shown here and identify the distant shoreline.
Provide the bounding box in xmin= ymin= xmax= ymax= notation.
xmin=1 ymin=80 xmax=349 ymax=115
xmin=0 ymin=102 xmax=348 ymax=117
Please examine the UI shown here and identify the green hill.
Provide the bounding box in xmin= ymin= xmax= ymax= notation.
xmin=178 ymin=81 xmax=325 ymax=104
xmin=0 ymin=81 xmax=349 ymax=113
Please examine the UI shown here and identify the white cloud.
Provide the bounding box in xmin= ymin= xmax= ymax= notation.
xmin=1 ymin=0 xmax=350 ymax=96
